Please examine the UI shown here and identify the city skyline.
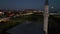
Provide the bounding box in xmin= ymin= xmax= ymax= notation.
xmin=0 ymin=0 xmax=60 ymax=10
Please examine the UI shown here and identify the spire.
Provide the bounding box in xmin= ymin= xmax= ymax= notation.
xmin=44 ymin=0 xmax=49 ymax=34
xmin=45 ymin=0 xmax=48 ymax=5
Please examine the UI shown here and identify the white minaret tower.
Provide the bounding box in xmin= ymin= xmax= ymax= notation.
xmin=43 ymin=0 xmax=49 ymax=34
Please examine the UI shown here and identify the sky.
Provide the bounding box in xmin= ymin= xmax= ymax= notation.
xmin=0 ymin=0 xmax=60 ymax=10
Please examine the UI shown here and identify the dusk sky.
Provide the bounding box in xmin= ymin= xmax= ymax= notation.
xmin=0 ymin=0 xmax=60 ymax=10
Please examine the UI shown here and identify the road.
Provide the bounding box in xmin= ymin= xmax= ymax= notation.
xmin=6 ymin=21 xmax=45 ymax=34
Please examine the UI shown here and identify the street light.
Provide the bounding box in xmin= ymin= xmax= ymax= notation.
xmin=43 ymin=0 xmax=49 ymax=34
xmin=51 ymin=6 xmax=54 ymax=12
xmin=51 ymin=6 xmax=54 ymax=9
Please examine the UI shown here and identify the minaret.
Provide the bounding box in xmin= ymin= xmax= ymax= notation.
xmin=43 ymin=0 xmax=49 ymax=34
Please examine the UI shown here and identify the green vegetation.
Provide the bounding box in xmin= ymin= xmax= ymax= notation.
xmin=53 ymin=15 xmax=60 ymax=18
xmin=8 ymin=14 xmax=44 ymax=25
